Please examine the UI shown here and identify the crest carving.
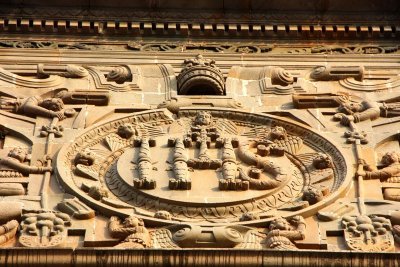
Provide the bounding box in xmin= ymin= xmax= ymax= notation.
xmin=56 ymin=108 xmax=349 ymax=224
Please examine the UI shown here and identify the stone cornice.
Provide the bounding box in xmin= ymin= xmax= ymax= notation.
xmin=0 ymin=17 xmax=399 ymax=40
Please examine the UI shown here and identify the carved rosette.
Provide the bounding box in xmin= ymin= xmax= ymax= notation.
xmin=56 ymin=108 xmax=350 ymax=225
xmin=177 ymin=55 xmax=225 ymax=95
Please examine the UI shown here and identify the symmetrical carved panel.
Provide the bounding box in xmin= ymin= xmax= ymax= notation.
xmin=1 ymin=41 xmax=400 ymax=265
xmin=55 ymin=108 xmax=349 ymax=224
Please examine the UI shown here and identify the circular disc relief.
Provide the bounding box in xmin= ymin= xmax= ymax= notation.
xmin=56 ymin=108 xmax=351 ymax=225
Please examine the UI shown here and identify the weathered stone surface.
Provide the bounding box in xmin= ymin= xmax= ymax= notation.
xmin=0 ymin=0 xmax=400 ymax=265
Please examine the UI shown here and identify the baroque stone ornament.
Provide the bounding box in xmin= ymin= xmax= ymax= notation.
xmin=3 ymin=0 xmax=400 ymax=263
xmin=227 ymin=66 xmax=315 ymax=95
xmin=127 ymin=41 xmax=274 ymax=54
xmin=341 ymin=215 xmax=394 ymax=252
xmin=177 ymin=55 xmax=225 ymax=95
xmin=56 ymin=108 xmax=350 ymax=224
xmin=108 ymin=215 xmax=151 ymax=248
xmin=0 ymin=147 xmax=52 ymax=177
xmin=287 ymin=45 xmax=399 ymax=54
xmin=265 ymin=216 xmax=306 ymax=249
xmin=19 ymin=210 xmax=71 ymax=247
xmin=0 ymin=220 xmax=18 ymax=245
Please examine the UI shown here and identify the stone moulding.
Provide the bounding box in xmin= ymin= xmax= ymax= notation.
xmin=0 ymin=248 xmax=400 ymax=266
xmin=0 ymin=41 xmax=399 ymax=56
xmin=0 ymin=67 xmax=64 ymax=88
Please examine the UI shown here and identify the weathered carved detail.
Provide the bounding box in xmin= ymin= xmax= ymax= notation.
xmin=0 ymin=41 xmax=94 ymax=49
xmin=158 ymin=97 xmax=244 ymax=114
xmin=342 ymin=215 xmax=394 ymax=252
xmin=312 ymin=153 xmax=333 ymax=170
xmin=292 ymin=93 xmax=350 ymax=109
xmin=73 ymin=149 xmax=99 ymax=181
xmin=151 ymin=224 xmax=264 ymax=249
xmin=227 ymin=66 xmax=315 ymax=95
xmin=57 ymin=198 xmax=95 ymax=220
xmin=358 ymin=152 xmax=400 ymax=201
xmin=239 ymin=213 xmax=260 ymax=222
xmin=177 ymin=55 xmax=225 ymax=95
xmin=154 ymin=210 xmax=172 ymax=220
xmin=0 ymin=220 xmax=18 ymax=246
xmin=108 ymin=215 xmax=151 ymax=248
xmin=186 ymin=111 xmax=222 ymax=169
xmin=4 ymin=0 xmax=400 ymax=257
xmin=57 ymin=108 xmax=347 ymax=222
xmin=127 ymin=42 xmax=273 ymax=54
xmin=86 ymin=66 xmax=139 ymax=91
xmin=55 ymin=90 xmax=110 ymax=106
xmin=265 ymin=216 xmax=306 ymax=249
xmin=168 ymin=138 xmax=191 ymax=190
xmin=81 ymin=183 xmax=109 ymax=201
xmin=310 ymin=65 xmax=364 ymax=81
xmin=302 ymin=187 xmax=324 ymax=205
xmin=40 ymin=124 xmax=64 ymax=138
xmin=0 ymin=147 xmax=52 ymax=176
xmin=288 ymin=45 xmax=399 ymax=54
xmin=0 ymin=95 xmax=78 ymax=121
xmin=19 ymin=210 xmax=71 ymax=248
xmin=106 ymin=66 xmax=132 ymax=84
xmin=133 ymin=138 xmax=157 ymax=190
xmin=117 ymin=124 xmax=138 ymax=139
xmin=37 ymin=64 xmax=89 ymax=78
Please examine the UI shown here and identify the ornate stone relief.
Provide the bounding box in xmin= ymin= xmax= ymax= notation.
xmin=0 ymin=41 xmax=95 ymax=50
xmin=227 ymin=66 xmax=316 ymax=95
xmin=2 ymin=48 xmax=400 ymax=261
xmin=1 ymin=41 xmax=399 ymax=56
xmin=19 ymin=210 xmax=71 ymax=247
xmin=341 ymin=215 xmax=394 ymax=251
xmin=288 ymin=45 xmax=399 ymax=54
xmin=0 ymin=63 xmax=175 ymax=95
xmin=127 ymin=42 xmax=274 ymax=54
xmin=177 ymin=55 xmax=225 ymax=95
xmin=0 ymin=220 xmax=18 ymax=245
xmin=56 ymin=108 xmax=349 ymax=223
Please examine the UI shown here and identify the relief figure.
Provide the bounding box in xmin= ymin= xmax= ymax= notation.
xmin=1 ymin=147 xmax=52 ymax=176
xmin=265 ymin=216 xmax=306 ymax=249
xmin=108 ymin=216 xmax=151 ymax=248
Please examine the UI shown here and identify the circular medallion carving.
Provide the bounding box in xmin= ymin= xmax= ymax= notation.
xmin=56 ymin=108 xmax=351 ymax=225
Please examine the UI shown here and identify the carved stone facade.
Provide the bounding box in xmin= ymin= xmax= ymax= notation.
xmin=0 ymin=0 xmax=400 ymax=266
